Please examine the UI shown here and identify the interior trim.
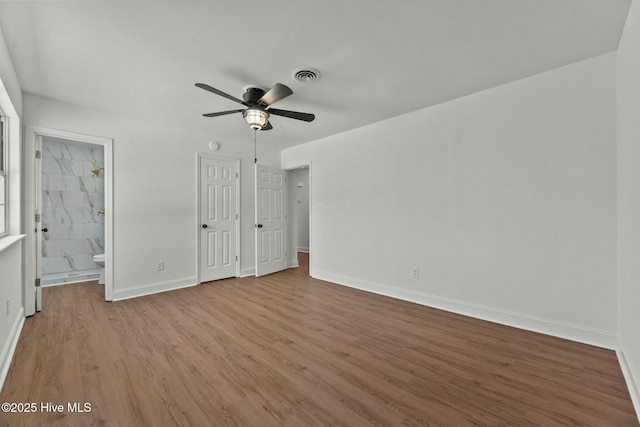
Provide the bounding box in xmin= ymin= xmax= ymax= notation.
xmin=312 ymin=269 xmax=617 ymax=350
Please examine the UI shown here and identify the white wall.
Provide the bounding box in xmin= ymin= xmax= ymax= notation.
xmin=23 ymin=94 xmax=281 ymax=300
xmin=283 ymin=52 xmax=618 ymax=348
xmin=617 ymin=0 xmax=640 ymax=412
xmin=0 ymin=24 xmax=24 ymax=392
xmin=0 ymin=25 xmax=21 ymax=117
xmin=0 ymin=240 xmax=24 ymax=390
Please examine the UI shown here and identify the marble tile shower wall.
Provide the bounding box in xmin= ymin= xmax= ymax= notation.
xmin=41 ymin=139 xmax=105 ymax=276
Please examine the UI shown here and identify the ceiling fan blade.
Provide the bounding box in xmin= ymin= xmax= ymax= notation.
xmin=261 ymin=121 xmax=273 ymax=131
xmin=258 ymin=83 xmax=293 ymax=106
xmin=267 ymin=108 xmax=315 ymax=122
xmin=202 ymin=109 xmax=245 ymax=117
xmin=195 ymin=83 xmax=247 ymax=106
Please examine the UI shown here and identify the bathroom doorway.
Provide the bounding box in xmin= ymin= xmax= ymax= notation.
xmin=38 ymin=136 xmax=106 ymax=286
xmin=26 ymin=126 xmax=114 ymax=314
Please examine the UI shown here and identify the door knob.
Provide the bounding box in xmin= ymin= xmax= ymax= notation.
xmin=257 ymin=224 xmax=263 ymax=228
xmin=202 ymin=224 xmax=208 ymax=228
xmin=42 ymin=227 xmax=48 ymax=232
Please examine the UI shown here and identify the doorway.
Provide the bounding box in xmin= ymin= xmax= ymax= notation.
xmin=38 ymin=136 xmax=106 ymax=287
xmin=287 ymin=165 xmax=310 ymax=272
xmin=25 ymin=126 xmax=114 ymax=315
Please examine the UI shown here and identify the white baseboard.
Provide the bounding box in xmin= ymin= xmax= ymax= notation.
xmin=312 ymin=270 xmax=617 ymax=350
xmin=0 ymin=306 xmax=25 ymax=393
xmin=111 ymin=277 xmax=197 ymax=301
xmin=288 ymin=258 xmax=299 ymax=268
xmin=297 ymin=247 xmax=309 ymax=253
xmin=618 ymin=342 xmax=640 ymax=423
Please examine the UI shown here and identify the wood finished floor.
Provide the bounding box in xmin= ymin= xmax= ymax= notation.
xmin=1 ymin=253 xmax=638 ymax=427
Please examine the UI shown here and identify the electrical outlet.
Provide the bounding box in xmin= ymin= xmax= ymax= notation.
xmin=156 ymin=261 xmax=165 ymax=271
xmin=411 ymin=267 xmax=419 ymax=279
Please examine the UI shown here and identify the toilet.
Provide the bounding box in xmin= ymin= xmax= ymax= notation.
xmin=93 ymin=254 xmax=105 ymax=284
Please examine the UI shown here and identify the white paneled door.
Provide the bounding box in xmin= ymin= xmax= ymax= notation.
xmin=199 ymin=156 xmax=238 ymax=283
xmin=255 ymin=164 xmax=288 ymax=277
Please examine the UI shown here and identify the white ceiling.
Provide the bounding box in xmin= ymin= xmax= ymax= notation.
xmin=0 ymin=0 xmax=631 ymax=151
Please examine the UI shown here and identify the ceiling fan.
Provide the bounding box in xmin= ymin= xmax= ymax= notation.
xmin=195 ymin=82 xmax=315 ymax=131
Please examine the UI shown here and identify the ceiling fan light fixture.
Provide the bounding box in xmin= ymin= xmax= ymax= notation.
xmin=243 ymin=108 xmax=270 ymax=130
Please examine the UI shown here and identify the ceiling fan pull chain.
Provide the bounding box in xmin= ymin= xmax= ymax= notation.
xmin=254 ymin=129 xmax=257 ymax=164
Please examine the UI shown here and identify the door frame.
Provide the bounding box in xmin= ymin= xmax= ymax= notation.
xmin=285 ymin=162 xmax=312 ymax=275
xmin=196 ymin=152 xmax=241 ymax=283
xmin=24 ymin=126 xmax=114 ymax=315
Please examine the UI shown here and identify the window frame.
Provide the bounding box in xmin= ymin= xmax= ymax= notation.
xmin=0 ymin=112 xmax=6 ymax=237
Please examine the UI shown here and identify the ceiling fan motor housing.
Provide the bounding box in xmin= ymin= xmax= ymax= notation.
xmin=243 ymin=87 xmax=266 ymax=105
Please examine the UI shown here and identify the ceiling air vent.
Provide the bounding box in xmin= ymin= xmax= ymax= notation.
xmin=292 ymin=67 xmax=320 ymax=83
